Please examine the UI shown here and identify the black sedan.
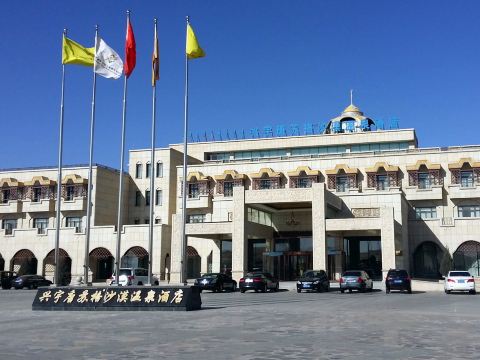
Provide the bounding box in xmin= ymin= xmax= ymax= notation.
xmin=385 ymin=269 xmax=412 ymax=294
xmin=297 ymin=270 xmax=330 ymax=293
xmin=12 ymin=275 xmax=52 ymax=290
xmin=194 ymin=273 xmax=237 ymax=292
xmin=239 ymin=272 xmax=279 ymax=293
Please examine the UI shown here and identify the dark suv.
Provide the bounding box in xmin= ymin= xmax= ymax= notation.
xmin=1 ymin=271 xmax=18 ymax=289
xmin=385 ymin=269 xmax=412 ymax=294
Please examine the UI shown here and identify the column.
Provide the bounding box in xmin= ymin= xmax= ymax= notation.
xmin=312 ymin=183 xmax=327 ymax=270
xmin=232 ymin=186 xmax=247 ymax=282
xmin=169 ymin=214 xmax=183 ymax=283
xmin=380 ymin=207 xmax=396 ymax=279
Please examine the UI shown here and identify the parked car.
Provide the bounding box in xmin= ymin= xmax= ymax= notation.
xmin=109 ymin=268 xmax=159 ymax=286
xmin=12 ymin=275 xmax=52 ymax=289
xmin=297 ymin=270 xmax=330 ymax=293
xmin=239 ymin=272 xmax=279 ymax=293
xmin=444 ymin=271 xmax=476 ymax=294
xmin=1 ymin=271 xmax=18 ymax=289
xmin=385 ymin=269 xmax=412 ymax=294
xmin=339 ymin=270 xmax=373 ymax=293
xmin=194 ymin=273 xmax=237 ymax=292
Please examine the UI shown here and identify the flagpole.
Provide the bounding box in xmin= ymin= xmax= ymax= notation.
xmin=180 ymin=16 xmax=190 ymax=285
xmin=54 ymin=29 xmax=67 ymax=287
xmin=147 ymin=18 xmax=158 ymax=286
xmin=115 ymin=11 xmax=130 ymax=286
xmin=83 ymin=25 xmax=98 ymax=286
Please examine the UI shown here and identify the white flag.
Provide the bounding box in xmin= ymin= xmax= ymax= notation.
xmin=94 ymin=37 xmax=123 ymax=79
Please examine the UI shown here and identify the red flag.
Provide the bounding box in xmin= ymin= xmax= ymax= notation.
xmin=124 ymin=17 xmax=136 ymax=78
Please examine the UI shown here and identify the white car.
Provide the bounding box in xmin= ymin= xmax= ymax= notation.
xmin=109 ymin=268 xmax=159 ymax=286
xmin=444 ymin=271 xmax=476 ymax=294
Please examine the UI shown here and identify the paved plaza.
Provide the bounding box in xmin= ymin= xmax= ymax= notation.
xmin=0 ymin=286 xmax=479 ymax=359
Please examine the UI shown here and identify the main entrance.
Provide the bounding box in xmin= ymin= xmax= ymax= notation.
xmin=343 ymin=236 xmax=382 ymax=280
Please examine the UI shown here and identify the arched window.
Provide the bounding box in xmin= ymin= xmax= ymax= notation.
xmin=135 ymin=163 xmax=143 ymax=179
xmin=413 ymin=242 xmax=443 ymax=279
xmin=146 ymin=162 xmax=151 ymax=178
xmin=453 ymin=241 xmax=480 ymax=277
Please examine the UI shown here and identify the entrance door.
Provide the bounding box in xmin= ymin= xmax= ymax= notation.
xmin=344 ymin=237 xmax=382 ymax=280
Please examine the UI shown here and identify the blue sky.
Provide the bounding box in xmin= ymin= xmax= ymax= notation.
xmin=2 ymin=1 xmax=480 ymax=169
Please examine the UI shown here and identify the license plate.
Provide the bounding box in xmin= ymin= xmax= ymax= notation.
xmin=245 ymin=279 xmax=253 ymax=283
xmin=458 ymin=279 xmax=465 ymax=283
xmin=347 ymin=279 xmax=356 ymax=283
xmin=303 ymin=284 xmax=310 ymax=288
xmin=394 ymin=280 xmax=402 ymax=284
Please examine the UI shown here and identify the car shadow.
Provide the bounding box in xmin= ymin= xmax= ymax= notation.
xmin=446 ymin=292 xmax=478 ymax=296
xmin=386 ymin=290 xmax=426 ymax=295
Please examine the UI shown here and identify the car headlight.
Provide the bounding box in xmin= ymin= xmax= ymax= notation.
xmin=297 ymin=281 xmax=301 ymax=285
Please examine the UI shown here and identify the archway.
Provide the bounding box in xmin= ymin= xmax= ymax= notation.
xmin=186 ymin=246 xmax=201 ymax=278
xmin=122 ymin=246 xmax=149 ymax=269
xmin=89 ymin=247 xmax=114 ymax=282
xmin=413 ymin=241 xmax=443 ymax=279
xmin=43 ymin=249 xmax=72 ymax=285
xmin=11 ymin=249 xmax=37 ymax=275
xmin=0 ymin=253 xmax=4 ymax=271
xmin=453 ymin=241 xmax=480 ymax=277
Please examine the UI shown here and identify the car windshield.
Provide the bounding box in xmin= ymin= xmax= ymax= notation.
xmin=304 ymin=271 xmax=321 ymax=278
xmin=117 ymin=269 xmax=131 ymax=276
xmin=201 ymin=274 xmax=219 ymax=278
xmin=388 ymin=270 xmax=408 ymax=277
xmin=343 ymin=271 xmax=362 ymax=277
xmin=449 ymin=271 xmax=471 ymax=277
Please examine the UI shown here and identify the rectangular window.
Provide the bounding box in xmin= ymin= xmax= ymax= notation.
xmin=65 ymin=185 xmax=75 ymax=201
xmin=135 ymin=163 xmax=143 ymax=179
xmin=336 ymin=176 xmax=349 ymax=192
xmin=156 ymin=162 xmax=163 ymax=178
xmin=297 ymin=178 xmax=312 ymax=188
xmin=66 ymin=217 xmax=82 ymax=232
xmin=188 ymin=183 xmax=199 ymax=198
xmin=223 ymin=181 xmax=234 ymax=197
xmin=376 ymin=175 xmax=389 ymax=190
xmin=155 ymin=218 xmax=161 ymax=224
xmin=259 ymin=179 xmax=271 ymax=190
xmin=145 ymin=190 xmax=150 ymax=206
xmin=155 ymin=190 xmax=162 ymax=206
xmin=1 ymin=189 xmax=11 ymax=203
xmin=188 ymin=214 xmax=206 ymax=223
xmin=458 ymin=205 xmax=480 ymax=218
xmin=33 ymin=218 xmax=48 ymax=234
xmin=135 ymin=191 xmax=141 ymax=206
xmin=146 ymin=163 xmax=151 ymax=178
xmin=32 ymin=187 xmax=42 ymax=202
xmin=418 ymin=172 xmax=433 ymax=189
xmin=415 ymin=207 xmax=437 ymax=220
xmin=460 ymin=171 xmax=474 ymax=188
xmin=2 ymin=219 xmax=17 ymax=235
xmin=134 ymin=219 xmax=140 ymax=225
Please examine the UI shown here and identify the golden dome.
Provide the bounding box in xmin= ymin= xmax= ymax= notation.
xmin=342 ymin=104 xmax=363 ymax=115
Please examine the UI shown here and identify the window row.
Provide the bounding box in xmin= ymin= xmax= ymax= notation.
xmin=135 ymin=162 xmax=163 ymax=179
xmin=133 ymin=218 xmax=162 ymax=224
xmin=414 ymin=206 xmax=480 ymax=220
xmin=1 ymin=216 xmax=83 ymax=235
xmin=0 ymin=184 xmax=87 ymax=203
xmin=134 ymin=190 xmax=163 ymax=207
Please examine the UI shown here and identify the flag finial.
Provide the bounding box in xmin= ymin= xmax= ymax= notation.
xmin=154 ymin=18 xmax=157 ymax=25
xmin=186 ymin=15 xmax=190 ymax=23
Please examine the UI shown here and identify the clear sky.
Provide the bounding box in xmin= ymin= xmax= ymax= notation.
xmin=2 ymin=1 xmax=480 ymax=169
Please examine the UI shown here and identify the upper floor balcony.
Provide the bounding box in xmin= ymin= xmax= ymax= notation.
xmin=23 ymin=198 xmax=55 ymax=212
xmin=0 ymin=200 xmax=22 ymax=214
xmin=448 ymin=184 xmax=480 ymax=199
xmin=404 ymin=185 xmax=443 ymax=201
xmin=61 ymin=197 xmax=87 ymax=211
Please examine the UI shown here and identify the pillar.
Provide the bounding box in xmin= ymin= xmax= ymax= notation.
xmin=380 ymin=207 xmax=396 ymax=279
xmin=232 ymin=186 xmax=247 ymax=282
xmin=169 ymin=214 xmax=183 ymax=283
xmin=312 ymin=183 xmax=327 ymax=270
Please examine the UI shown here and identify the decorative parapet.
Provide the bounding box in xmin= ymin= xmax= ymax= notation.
xmin=352 ymin=208 xmax=380 ymax=218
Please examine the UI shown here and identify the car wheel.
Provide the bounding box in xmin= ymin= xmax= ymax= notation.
xmin=218 ymin=284 xmax=223 ymax=293
xmin=348 ymin=289 xmax=352 ymax=293
xmin=340 ymin=289 xmax=344 ymax=293
xmin=273 ymin=283 xmax=279 ymax=292
xmin=469 ymin=290 xmax=476 ymax=295
xmin=138 ymin=282 xmax=143 ymax=286
xmin=445 ymin=290 xmax=451 ymax=294
xmin=28 ymin=284 xmax=34 ymax=290
xmin=240 ymin=289 xmax=245 ymax=293
xmin=154 ymin=281 xmax=159 ymax=286
xmin=198 ymin=289 xmax=203 ymax=293
xmin=325 ymin=283 xmax=330 ymax=292
xmin=407 ymin=287 xmax=412 ymax=294
xmin=297 ymin=289 xmax=301 ymax=293
xmin=262 ymin=285 xmax=267 ymax=293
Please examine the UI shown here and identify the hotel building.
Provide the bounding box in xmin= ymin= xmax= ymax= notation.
xmin=1 ymin=104 xmax=480 ymax=284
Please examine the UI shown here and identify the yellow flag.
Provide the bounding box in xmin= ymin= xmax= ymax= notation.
xmin=62 ymin=37 xmax=95 ymax=66
xmin=186 ymin=23 xmax=205 ymax=59
xmin=152 ymin=27 xmax=159 ymax=86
